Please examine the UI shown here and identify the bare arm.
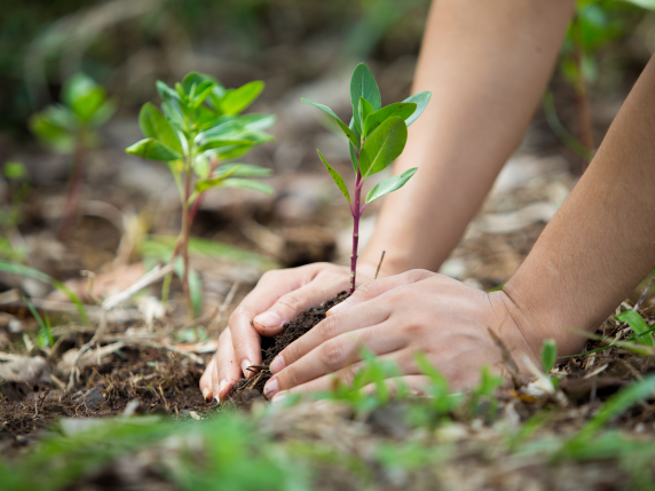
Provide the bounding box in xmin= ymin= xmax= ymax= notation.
xmin=264 ymin=54 xmax=655 ymax=399
xmin=504 ymin=53 xmax=655 ymax=356
xmin=362 ymin=0 xmax=576 ymax=274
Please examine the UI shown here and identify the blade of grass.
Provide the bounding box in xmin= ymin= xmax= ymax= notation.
xmin=0 ymin=261 xmax=88 ymax=324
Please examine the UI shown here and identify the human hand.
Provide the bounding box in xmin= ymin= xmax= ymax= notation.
xmin=261 ymin=270 xmax=541 ymax=401
xmin=199 ymin=261 xmax=379 ymax=401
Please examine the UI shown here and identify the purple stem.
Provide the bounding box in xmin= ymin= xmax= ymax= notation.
xmin=350 ymin=168 xmax=363 ymax=294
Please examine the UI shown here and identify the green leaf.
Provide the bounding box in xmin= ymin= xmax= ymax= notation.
xmin=190 ymin=81 xmax=217 ymax=109
xmin=359 ymin=117 xmax=408 ymax=177
xmin=0 ymin=261 xmax=88 ymax=324
xmin=138 ymin=103 xmax=182 ymax=154
xmin=350 ymin=64 xmax=381 ymax=134
xmin=62 ymin=74 xmax=106 ymax=122
xmin=3 ymin=162 xmax=28 ymax=180
xmin=194 ymin=177 xmax=273 ymax=196
xmin=29 ymin=107 xmax=77 ymax=153
xmin=140 ymin=235 xmax=279 ymax=271
xmin=156 ymin=81 xmax=182 ymax=102
xmin=620 ymin=0 xmax=655 ymax=10
xmin=218 ymin=178 xmax=274 ymax=195
xmin=197 ymin=138 xmax=254 ymax=154
xmin=571 ymin=374 xmax=655 ymax=442
xmin=403 ymin=91 xmax=431 ymax=126
xmin=358 ymin=97 xmax=375 ymax=137
xmin=365 ymin=167 xmax=416 ymax=204
xmin=87 ymin=100 xmax=115 ymax=128
xmin=541 ymin=339 xmax=558 ymax=372
xmin=214 ymin=163 xmax=272 ymax=178
xmin=126 ymin=138 xmax=182 ymax=162
xmin=22 ymin=294 xmax=53 ymax=348
xmin=616 ymin=310 xmax=655 ymax=346
xmin=240 ymin=113 xmax=276 ymax=131
xmin=220 ymin=81 xmax=264 ymax=115
xmin=317 ymin=149 xmax=350 ymax=203
xmin=301 ymin=98 xmax=358 ymax=148
xmin=364 ymin=102 xmax=416 ymax=136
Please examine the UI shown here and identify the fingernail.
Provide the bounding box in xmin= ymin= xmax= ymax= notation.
xmin=264 ymin=378 xmax=279 ymax=399
xmin=270 ymin=356 xmax=285 ymax=374
xmin=241 ymin=359 xmax=253 ymax=379
xmin=254 ymin=311 xmax=283 ymax=329
xmin=271 ymin=390 xmax=288 ymax=404
xmin=218 ymin=380 xmax=228 ymax=402
xmin=202 ymin=387 xmax=210 ymax=401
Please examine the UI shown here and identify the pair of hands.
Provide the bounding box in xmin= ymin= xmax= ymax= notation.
xmin=199 ymin=264 xmax=539 ymax=402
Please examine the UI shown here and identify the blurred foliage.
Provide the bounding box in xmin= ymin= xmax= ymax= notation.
xmin=0 ymin=0 xmax=430 ymax=136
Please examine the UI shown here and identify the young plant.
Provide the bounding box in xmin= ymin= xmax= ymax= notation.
xmin=548 ymin=0 xmax=654 ymax=165
xmin=30 ymin=74 xmax=115 ymax=240
xmin=302 ymin=63 xmax=430 ymax=293
xmin=126 ymin=72 xmax=275 ymax=316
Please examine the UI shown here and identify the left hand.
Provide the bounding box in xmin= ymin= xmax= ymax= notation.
xmin=263 ymin=270 xmax=540 ymax=401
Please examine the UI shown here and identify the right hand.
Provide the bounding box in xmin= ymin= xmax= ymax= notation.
xmin=199 ymin=261 xmax=378 ymax=402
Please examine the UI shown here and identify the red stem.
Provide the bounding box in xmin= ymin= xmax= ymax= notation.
xmin=58 ymin=131 xmax=86 ymax=242
xmin=349 ymin=168 xmax=363 ymax=294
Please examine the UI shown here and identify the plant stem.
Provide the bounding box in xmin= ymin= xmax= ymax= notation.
xmin=180 ymin=163 xmax=193 ymax=317
xmin=188 ymin=156 xmax=219 ymax=228
xmin=58 ymin=129 xmax=86 ymax=242
xmin=349 ymin=168 xmax=363 ymax=294
xmin=573 ymin=16 xmax=594 ymax=171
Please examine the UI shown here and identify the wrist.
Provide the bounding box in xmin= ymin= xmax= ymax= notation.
xmin=493 ymin=282 xmax=587 ymax=359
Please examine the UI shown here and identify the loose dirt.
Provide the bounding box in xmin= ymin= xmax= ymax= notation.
xmin=228 ymin=291 xmax=350 ymax=406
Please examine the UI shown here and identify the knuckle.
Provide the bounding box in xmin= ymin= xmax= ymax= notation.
xmin=321 ymin=338 xmax=347 ymax=371
xmin=276 ymin=290 xmax=308 ymax=314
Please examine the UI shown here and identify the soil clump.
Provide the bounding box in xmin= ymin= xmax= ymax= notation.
xmin=227 ymin=291 xmax=349 ymax=407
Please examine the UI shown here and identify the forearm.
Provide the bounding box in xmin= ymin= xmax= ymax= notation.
xmin=503 ymin=54 xmax=655 ymax=356
xmin=362 ymin=0 xmax=575 ymax=274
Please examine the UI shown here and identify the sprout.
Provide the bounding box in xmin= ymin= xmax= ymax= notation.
xmin=303 ymin=63 xmax=430 ymax=293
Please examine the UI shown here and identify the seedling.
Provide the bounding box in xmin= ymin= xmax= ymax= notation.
xmin=30 ymin=74 xmax=115 ymax=240
xmin=548 ymin=0 xmax=654 ymax=165
xmin=126 ymin=72 xmax=275 ymax=316
xmin=303 ymin=63 xmax=430 ymax=293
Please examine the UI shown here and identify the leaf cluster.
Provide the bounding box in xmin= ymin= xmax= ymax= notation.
xmin=126 ymin=72 xmax=275 ymax=203
xmin=30 ymin=74 xmax=115 ymax=153
xmin=303 ymin=63 xmax=431 ymax=205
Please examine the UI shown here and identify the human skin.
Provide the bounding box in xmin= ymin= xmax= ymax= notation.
xmin=263 ymin=52 xmax=655 ymax=400
xmin=199 ymin=0 xmax=579 ymax=401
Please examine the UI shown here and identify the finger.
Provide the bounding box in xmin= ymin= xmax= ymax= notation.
xmin=199 ymin=355 xmax=215 ymax=401
xmin=214 ymin=329 xmax=241 ymax=402
xmin=326 ymin=269 xmax=433 ymax=316
xmin=268 ymin=325 xmax=407 ymax=394
xmin=266 ymin=347 xmax=419 ymax=399
xmin=269 ymin=299 xmax=392 ymax=374
xmin=230 ymin=265 xmax=327 ymax=377
xmin=251 ymin=271 xmax=349 ymax=334
xmin=359 ymin=375 xmax=432 ymax=398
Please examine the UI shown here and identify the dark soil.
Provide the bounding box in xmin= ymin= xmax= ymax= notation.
xmin=227 ymin=291 xmax=350 ymax=407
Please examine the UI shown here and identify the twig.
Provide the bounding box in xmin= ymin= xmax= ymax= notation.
xmin=210 ymin=282 xmax=239 ymax=332
xmin=634 ymin=277 xmax=654 ymax=312
xmin=374 ymin=250 xmax=386 ymax=280
xmin=67 ymin=263 xmax=176 ymax=390
xmin=488 ymin=328 xmax=522 ymax=389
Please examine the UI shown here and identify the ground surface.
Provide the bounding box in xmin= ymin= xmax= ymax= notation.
xmin=2 ymin=58 xmax=655 ymax=489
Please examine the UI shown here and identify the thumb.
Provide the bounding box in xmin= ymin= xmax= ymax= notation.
xmin=327 ymin=269 xmax=432 ymax=316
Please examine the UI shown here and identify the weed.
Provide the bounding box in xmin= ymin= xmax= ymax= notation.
xmin=126 ymin=72 xmax=275 ymax=316
xmin=303 ymin=63 xmax=430 ymax=293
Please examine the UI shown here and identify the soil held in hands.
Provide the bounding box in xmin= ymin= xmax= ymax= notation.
xmin=228 ymin=291 xmax=349 ymax=407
